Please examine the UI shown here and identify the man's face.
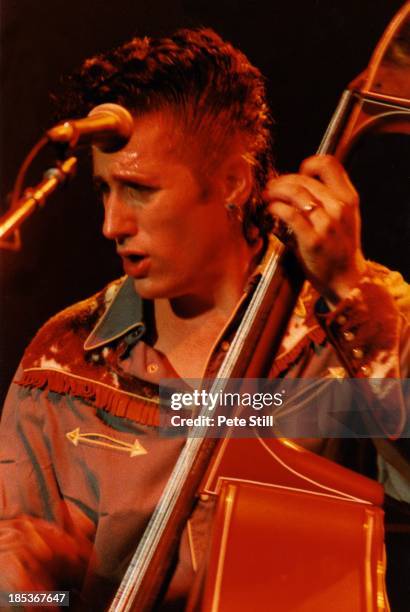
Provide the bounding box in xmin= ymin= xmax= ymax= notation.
xmin=93 ymin=111 xmax=244 ymax=300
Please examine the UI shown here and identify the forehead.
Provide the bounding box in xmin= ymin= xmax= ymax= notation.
xmin=92 ymin=110 xmax=185 ymax=176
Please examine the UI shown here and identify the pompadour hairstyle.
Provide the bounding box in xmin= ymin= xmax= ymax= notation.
xmin=56 ymin=28 xmax=275 ymax=242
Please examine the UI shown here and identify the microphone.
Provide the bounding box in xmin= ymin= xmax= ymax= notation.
xmin=46 ymin=103 xmax=134 ymax=152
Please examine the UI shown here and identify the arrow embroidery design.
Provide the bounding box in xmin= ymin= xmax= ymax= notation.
xmin=66 ymin=428 xmax=148 ymax=457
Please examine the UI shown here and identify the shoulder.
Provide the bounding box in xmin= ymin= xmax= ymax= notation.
xmin=21 ymin=277 xmax=125 ymax=370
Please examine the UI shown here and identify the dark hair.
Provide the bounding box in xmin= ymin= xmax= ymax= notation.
xmin=56 ymin=28 xmax=275 ymax=242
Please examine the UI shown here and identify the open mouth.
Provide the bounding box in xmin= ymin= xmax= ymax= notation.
xmin=127 ymin=254 xmax=145 ymax=263
xmin=119 ymin=252 xmax=151 ymax=277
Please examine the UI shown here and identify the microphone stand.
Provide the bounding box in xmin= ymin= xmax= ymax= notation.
xmin=0 ymin=156 xmax=77 ymax=251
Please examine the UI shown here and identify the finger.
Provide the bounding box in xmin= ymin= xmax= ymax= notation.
xmin=264 ymin=174 xmax=342 ymax=219
xmin=299 ymin=155 xmax=358 ymax=205
xmin=269 ymin=201 xmax=318 ymax=244
xmin=1 ymin=554 xmax=51 ymax=591
xmin=64 ymin=499 xmax=96 ymax=540
xmin=36 ymin=521 xmax=92 ymax=568
xmin=20 ymin=517 xmax=55 ymax=562
xmin=304 ymin=205 xmax=336 ymax=238
xmin=7 ymin=516 xmax=92 ymax=581
xmin=266 ymin=184 xmax=336 ymax=235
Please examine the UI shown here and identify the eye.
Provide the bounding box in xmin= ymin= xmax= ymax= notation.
xmin=123 ymin=182 xmax=157 ymax=201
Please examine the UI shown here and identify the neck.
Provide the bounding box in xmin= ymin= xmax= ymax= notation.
xmin=153 ymin=237 xmax=261 ymax=354
xmin=152 ymin=292 xmax=238 ymax=380
xmin=153 ymin=278 xmax=241 ymax=343
xmin=157 ymin=237 xmax=261 ymax=322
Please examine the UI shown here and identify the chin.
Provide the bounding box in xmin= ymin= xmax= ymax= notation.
xmin=132 ymin=276 xmax=186 ymax=300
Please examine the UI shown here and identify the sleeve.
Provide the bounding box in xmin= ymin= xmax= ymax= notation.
xmin=0 ymin=367 xmax=68 ymax=523
xmin=315 ymin=271 xmax=410 ymax=438
xmin=316 ymin=280 xmax=410 ymax=379
xmin=0 ymin=368 xmax=93 ymax=593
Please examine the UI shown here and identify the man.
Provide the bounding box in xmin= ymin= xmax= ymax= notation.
xmin=0 ymin=28 xmax=409 ymax=609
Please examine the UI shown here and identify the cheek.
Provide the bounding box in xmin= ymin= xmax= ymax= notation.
xmin=141 ymin=183 xmax=228 ymax=255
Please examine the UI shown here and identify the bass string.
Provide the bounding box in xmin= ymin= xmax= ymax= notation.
xmin=109 ymin=238 xmax=286 ymax=611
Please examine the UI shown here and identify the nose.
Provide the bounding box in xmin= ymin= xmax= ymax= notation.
xmin=102 ymin=192 xmax=138 ymax=244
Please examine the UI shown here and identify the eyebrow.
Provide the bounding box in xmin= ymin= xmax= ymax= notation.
xmin=92 ymin=175 xmax=159 ymax=192
xmin=112 ymin=171 xmax=156 ymax=182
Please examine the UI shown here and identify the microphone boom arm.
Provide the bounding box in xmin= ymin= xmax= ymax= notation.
xmin=0 ymin=156 xmax=77 ymax=250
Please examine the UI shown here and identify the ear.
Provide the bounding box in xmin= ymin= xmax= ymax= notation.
xmin=222 ymin=154 xmax=253 ymax=207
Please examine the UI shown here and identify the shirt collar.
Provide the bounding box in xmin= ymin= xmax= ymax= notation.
xmin=82 ymin=239 xmax=297 ymax=353
xmin=84 ymin=276 xmax=145 ymax=351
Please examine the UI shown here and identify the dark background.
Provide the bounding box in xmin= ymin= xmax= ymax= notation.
xmin=0 ymin=0 xmax=408 ymax=403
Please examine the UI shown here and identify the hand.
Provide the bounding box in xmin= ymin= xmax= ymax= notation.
xmin=264 ymin=155 xmax=367 ymax=302
xmin=0 ymin=512 xmax=94 ymax=592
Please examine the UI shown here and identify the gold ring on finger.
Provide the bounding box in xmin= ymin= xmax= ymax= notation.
xmin=302 ymin=201 xmax=317 ymax=213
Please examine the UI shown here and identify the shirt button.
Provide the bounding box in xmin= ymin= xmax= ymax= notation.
xmin=337 ymin=315 xmax=347 ymax=325
xmin=147 ymin=363 xmax=159 ymax=374
xmin=221 ymin=341 xmax=230 ymax=352
xmin=352 ymin=348 xmax=364 ymax=360
xmin=343 ymin=330 xmax=355 ymax=342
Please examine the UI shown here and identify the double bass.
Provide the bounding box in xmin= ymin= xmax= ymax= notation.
xmin=1 ymin=5 xmax=408 ymax=611
xmin=108 ymin=5 xmax=409 ymax=611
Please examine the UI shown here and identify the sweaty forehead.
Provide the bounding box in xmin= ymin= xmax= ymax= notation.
xmin=93 ymin=111 xmax=186 ymax=175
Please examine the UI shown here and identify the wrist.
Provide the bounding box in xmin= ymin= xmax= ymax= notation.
xmin=324 ymin=255 xmax=368 ymax=306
